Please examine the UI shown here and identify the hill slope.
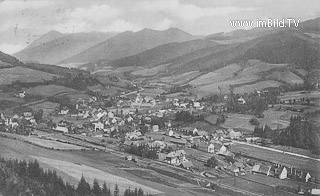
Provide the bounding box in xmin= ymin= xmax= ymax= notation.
xmin=14 ymin=32 xmax=116 ymax=65
xmin=84 ymin=39 xmax=220 ymax=71
xmin=62 ymin=28 xmax=196 ymax=64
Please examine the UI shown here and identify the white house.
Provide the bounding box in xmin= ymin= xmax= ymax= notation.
xmin=55 ymin=126 xmax=68 ymax=133
xmin=93 ymin=121 xmax=104 ymax=131
xmin=208 ymin=143 xmax=215 ymax=153
xmin=237 ymin=97 xmax=246 ymax=105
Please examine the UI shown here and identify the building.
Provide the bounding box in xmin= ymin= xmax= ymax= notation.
xmin=207 ymin=143 xmax=215 ymax=153
xmin=55 ymin=126 xmax=68 ymax=133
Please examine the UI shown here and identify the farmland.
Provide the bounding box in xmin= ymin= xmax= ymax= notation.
xmin=220 ymin=113 xmax=256 ymax=132
xmin=155 ymin=71 xmax=201 ymax=85
xmin=0 ymin=67 xmax=59 ymax=85
xmin=24 ymin=84 xmax=77 ymax=97
xmin=28 ymin=101 xmax=59 ymax=116
xmin=131 ymin=64 xmax=170 ymax=76
xmin=189 ymin=64 xmax=241 ymax=86
xmin=233 ymin=80 xmax=283 ymax=94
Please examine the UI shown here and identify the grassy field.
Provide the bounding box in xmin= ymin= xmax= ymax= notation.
xmin=0 ymin=67 xmax=60 ymax=85
xmin=28 ymin=101 xmax=59 ymax=116
xmin=189 ymin=64 xmax=241 ymax=86
xmin=220 ymin=113 xmax=256 ymax=132
xmin=266 ymin=70 xmax=303 ymax=84
xmin=132 ymin=64 xmax=170 ymax=76
xmin=24 ymin=85 xmax=77 ymax=97
xmin=32 ymin=156 xmax=162 ymax=195
xmin=156 ymin=71 xmax=201 ymax=85
xmin=0 ymin=92 xmax=25 ymax=103
xmin=0 ymin=133 xmax=84 ymax=150
xmin=233 ymin=80 xmax=283 ymax=94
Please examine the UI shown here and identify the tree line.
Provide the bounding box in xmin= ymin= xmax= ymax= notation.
xmin=0 ymin=157 xmax=152 ymax=196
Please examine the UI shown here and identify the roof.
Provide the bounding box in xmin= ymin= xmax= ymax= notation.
xmin=181 ymin=161 xmax=193 ymax=168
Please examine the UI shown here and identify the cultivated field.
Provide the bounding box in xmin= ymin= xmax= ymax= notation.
xmin=132 ymin=64 xmax=170 ymax=76
xmin=24 ymin=85 xmax=77 ymax=97
xmin=157 ymin=71 xmax=201 ymax=85
xmin=266 ymin=70 xmax=303 ymax=84
xmin=0 ymin=67 xmax=59 ymax=85
xmin=233 ymin=80 xmax=283 ymax=94
xmin=189 ymin=64 xmax=241 ymax=86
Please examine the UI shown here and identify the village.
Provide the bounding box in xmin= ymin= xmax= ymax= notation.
xmin=1 ymin=82 xmax=320 ymax=196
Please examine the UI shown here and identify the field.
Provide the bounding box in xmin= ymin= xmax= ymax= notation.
xmin=266 ymin=70 xmax=304 ymax=84
xmin=28 ymin=101 xmax=59 ymax=116
xmin=233 ymin=80 xmax=283 ymax=94
xmin=0 ymin=132 xmax=85 ymax=150
xmin=24 ymin=85 xmax=77 ymax=97
xmin=280 ymin=91 xmax=320 ymax=101
xmin=0 ymin=92 xmax=25 ymax=103
xmin=259 ymin=109 xmax=290 ymax=130
xmin=194 ymin=75 xmax=260 ymax=97
xmin=0 ymin=67 xmax=59 ymax=85
xmin=220 ymin=113 xmax=256 ymax=132
xmin=32 ymin=156 xmax=162 ymax=195
xmin=189 ymin=64 xmax=241 ymax=86
xmin=156 ymin=71 xmax=201 ymax=85
xmin=131 ymin=64 xmax=170 ymax=76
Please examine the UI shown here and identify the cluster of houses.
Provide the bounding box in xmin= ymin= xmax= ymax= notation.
xmin=252 ymin=163 xmax=313 ymax=182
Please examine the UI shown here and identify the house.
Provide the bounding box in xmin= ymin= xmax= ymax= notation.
xmin=55 ymin=126 xmax=68 ymax=133
xmin=302 ymin=172 xmax=312 ymax=182
xmin=152 ymin=125 xmax=159 ymax=132
xmin=93 ymin=121 xmax=104 ymax=131
xmin=237 ymin=97 xmax=246 ymax=104
xmin=16 ymin=91 xmax=25 ymax=98
xmin=59 ymin=107 xmax=69 ymax=115
xmin=275 ymin=166 xmax=288 ymax=179
xmin=166 ymin=151 xmax=180 ymax=165
xmin=207 ymin=143 xmax=215 ymax=153
xmin=180 ymin=161 xmax=193 ymax=170
xmin=166 ymin=150 xmax=187 ymax=165
xmin=228 ymin=129 xmax=242 ymax=139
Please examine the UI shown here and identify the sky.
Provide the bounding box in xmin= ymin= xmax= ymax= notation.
xmin=0 ymin=0 xmax=319 ymax=54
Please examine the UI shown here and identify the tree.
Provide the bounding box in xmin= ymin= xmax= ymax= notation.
xmin=76 ymin=175 xmax=91 ymax=196
xmin=92 ymin=179 xmax=102 ymax=196
xmin=102 ymin=182 xmax=111 ymax=196
xmin=206 ymin=156 xmax=218 ymax=168
xmin=114 ymin=183 xmax=120 ymax=196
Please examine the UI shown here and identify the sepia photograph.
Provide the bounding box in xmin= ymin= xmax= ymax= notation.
xmin=0 ymin=0 xmax=320 ymax=195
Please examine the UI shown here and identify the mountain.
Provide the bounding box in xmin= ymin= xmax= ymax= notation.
xmin=13 ymin=31 xmax=117 ymax=65
xmin=298 ymin=17 xmax=320 ymax=33
xmin=61 ymin=28 xmax=196 ymax=64
xmin=26 ymin=30 xmax=64 ymax=49
xmin=83 ymin=39 xmax=220 ymax=70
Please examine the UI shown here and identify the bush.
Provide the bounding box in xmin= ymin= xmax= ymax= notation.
xmin=249 ymin=118 xmax=260 ymax=126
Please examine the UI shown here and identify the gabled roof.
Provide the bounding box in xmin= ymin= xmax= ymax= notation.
xmin=181 ymin=161 xmax=193 ymax=168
